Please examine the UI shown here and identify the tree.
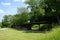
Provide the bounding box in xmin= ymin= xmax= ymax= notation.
xmin=25 ymin=0 xmax=46 ymax=30
xmin=44 ymin=0 xmax=60 ymax=25
xmin=24 ymin=0 xmax=60 ymax=30
xmin=2 ymin=15 xmax=13 ymax=28
xmin=11 ymin=7 xmax=30 ymax=28
xmin=16 ymin=7 xmax=30 ymax=24
xmin=25 ymin=0 xmax=45 ymax=22
xmin=14 ymin=13 xmax=29 ymax=25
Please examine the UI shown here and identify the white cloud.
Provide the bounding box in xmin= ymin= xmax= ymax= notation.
xmin=0 ymin=9 xmax=4 ymax=13
xmin=22 ymin=0 xmax=25 ymax=2
xmin=1 ymin=2 xmax=11 ymax=6
xmin=14 ymin=0 xmax=25 ymax=2
xmin=25 ymin=4 xmax=29 ymax=8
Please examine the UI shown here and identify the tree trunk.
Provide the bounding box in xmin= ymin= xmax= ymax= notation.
xmin=27 ymin=24 xmax=32 ymax=30
xmin=56 ymin=11 xmax=60 ymax=25
xmin=38 ymin=24 xmax=40 ymax=30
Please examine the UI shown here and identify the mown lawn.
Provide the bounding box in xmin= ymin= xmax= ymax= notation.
xmin=0 ymin=27 xmax=60 ymax=40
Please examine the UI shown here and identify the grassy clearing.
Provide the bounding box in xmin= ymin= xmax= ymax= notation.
xmin=0 ymin=27 xmax=60 ymax=40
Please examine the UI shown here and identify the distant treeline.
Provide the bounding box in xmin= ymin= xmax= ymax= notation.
xmin=1 ymin=0 xmax=60 ymax=30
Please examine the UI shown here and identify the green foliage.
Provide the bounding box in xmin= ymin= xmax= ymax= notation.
xmin=2 ymin=7 xmax=30 ymax=28
xmin=25 ymin=0 xmax=45 ymax=22
xmin=2 ymin=15 xmax=14 ymax=28
xmin=0 ymin=22 xmax=2 ymax=27
xmin=32 ymin=25 xmax=39 ymax=30
xmin=14 ymin=13 xmax=29 ymax=25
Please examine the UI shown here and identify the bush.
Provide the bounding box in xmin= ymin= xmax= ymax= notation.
xmin=32 ymin=25 xmax=39 ymax=30
xmin=39 ymin=24 xmax=52 ymax=31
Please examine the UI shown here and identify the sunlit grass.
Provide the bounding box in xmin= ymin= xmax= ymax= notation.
xmin=0 ymin=27 xmax=60 ymax=40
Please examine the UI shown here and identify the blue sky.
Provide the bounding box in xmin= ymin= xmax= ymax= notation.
xmin=0 ymin=0 xmax=27 ymax=22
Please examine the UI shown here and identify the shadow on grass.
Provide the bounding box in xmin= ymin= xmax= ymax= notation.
xmin=12 ymin=28 xmax=52 ymax=33
xmin=23 ymin=30 xmax=47 ymax=33
xmin=11 ymin=24 xmax=54 ymax=33
xmin=24 ymin=25 xmax=53 ymax=33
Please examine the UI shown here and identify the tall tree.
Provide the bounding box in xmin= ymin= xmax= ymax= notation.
xmin=2 ymin=15 xmax=13 ymax=28
xmin=12 ymin=7 xmax=30 ymax=27
xmin=44 ymin=0 xmax=60 ymax=24
xmin=25 ymin=0 xmax=45 ymax=22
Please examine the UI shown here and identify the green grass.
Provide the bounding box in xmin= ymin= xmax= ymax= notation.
xmin=0 ymin=27 xmax=60 ymax=40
